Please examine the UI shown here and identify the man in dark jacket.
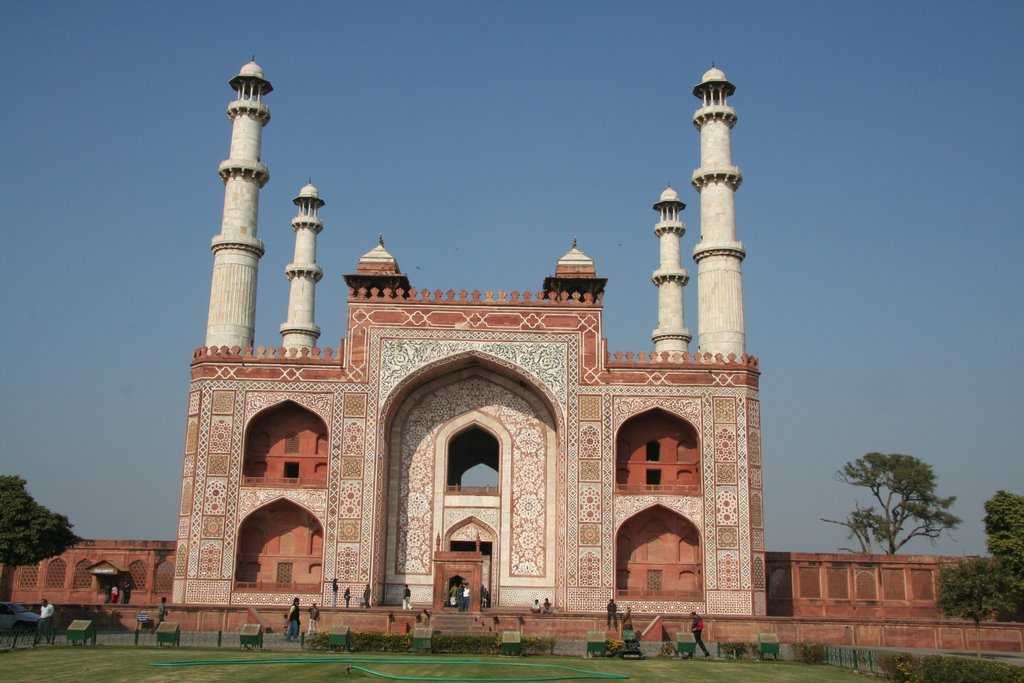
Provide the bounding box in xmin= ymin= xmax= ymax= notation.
xmin=606 ymin=599 xmax=617 ymax=629
xmin=690 ymin=611 xmax=710 ymax=658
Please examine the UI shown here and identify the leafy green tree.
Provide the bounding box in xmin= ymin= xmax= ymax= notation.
xmin=0 ymin=475 xmax=78 ymax=567
xmin=822 ymin=452 xmax=960 ymax=554
xmin=938 ymin=557 xmax=1016 ymax=656
xmin=984 ymin=490 xmax=1024 ymax=617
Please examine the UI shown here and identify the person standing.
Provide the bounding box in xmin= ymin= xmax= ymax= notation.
xmin=331 ymin=578 xmax=339 ymax=608
xmin=307 ymin=603 xmax=320 ymax=635
xmin=402 ymin=584 xmax=412 ymax=611
xmin=343 ymin=586 xmax=351 ymax=608
xmin=122 ymin=581 xmax=132 ymax=604
xmin=157 ymin=597 xmax=168 ymax=626
xmin=606 ymin=599 xmax=617 ymax=630
xmin=286 ymin=598 xmax=301 ymax=641
xmin=362 ymin=584 xmax=371 ymax=609
xmin=109 ymin=584 xmax=119 ymax=605
xmin=461 ymin=584 xmax=471 ymax=612
xmin=38 ymin=599 xmax=55 ymax=644
xmin=690 ymin=611 xmax=710 ymax=658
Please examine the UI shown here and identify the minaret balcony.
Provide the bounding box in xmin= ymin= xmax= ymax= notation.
xmin=218 ymin=159 xmax=270 ymax=187
xmin=691 ymin=166 xmax=742 ymax=191
xmin=692 ymin=239 xmax=746 ymax=263
xmin=284 ymin=263 xmax=323 ymax=281
xmin=651 ymin=269 xmax=689 ymax=286
xmin=692 ymin=104 xmax=737 ymax=128
xmin=211 ymin=234 xmax=265 ymax=257
xmin=227 ymin=99 xmax=271 ymax=123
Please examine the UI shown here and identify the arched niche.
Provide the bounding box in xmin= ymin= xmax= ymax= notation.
xmin=615 ymin=408 xmax=700 ymax=494
xmin=446 ymin=424 xmax=500 ymax=493
xmin=243 ymin=401 xmax=329 ymax=486
xmin=615 ymin=505 xmax=702 ymax=599
xmin=235 ymin=499 xmax=324 ymax=591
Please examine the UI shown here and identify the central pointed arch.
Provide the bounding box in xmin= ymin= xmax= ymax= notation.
xmin=376 ymin=354 xmax=562 ymax=609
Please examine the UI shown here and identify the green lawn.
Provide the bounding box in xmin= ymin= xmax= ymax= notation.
xmin=2 ymin=647 xmax=868 ymax=682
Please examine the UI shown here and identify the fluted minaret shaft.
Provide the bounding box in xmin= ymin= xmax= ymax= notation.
xmin=204 ymin=61 xmax=272 ymax=349
xmin=651 ymin=188 xmax=691 ymax=352
xmin=692 ymin=67 xmax=746 ymax=357
xmin=280 ymin=185 xmax=325 ymax=349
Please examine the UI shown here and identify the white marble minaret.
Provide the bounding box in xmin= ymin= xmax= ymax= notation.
xmin=204 ymin=60 xmax=272 ymax=349
xmin=692 ymin=66 xmax=746 ymax=357
xmin=651 ymin=186 xmax=691 ymax=352
xmin=280 ymin=183 xmax=325 ymax=349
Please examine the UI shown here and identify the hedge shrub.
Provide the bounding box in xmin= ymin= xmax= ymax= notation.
xmin=793 ymin=642 xmax=827 ymax=665
xmin=350 ymin=632 xmax=412 ymax=652
xmin=522 ymin=636 xmax=556 ymax=655
xmin=879 ymin=652 xmax=1024 ymax=683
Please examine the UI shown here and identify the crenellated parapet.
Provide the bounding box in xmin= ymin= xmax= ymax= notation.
xmin=605 ymin=349 xmax=759 ymax=369
xmin=217 ymin=158 xmax=270 ymax=187
xmin=348 ymin=287 xmax=604 ymax=306
xmin=192 ymin=344 xmax=344 ymax=364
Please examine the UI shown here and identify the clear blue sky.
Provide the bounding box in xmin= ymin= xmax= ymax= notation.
xmin=1 ymin=1 xmax=1021 ymax=556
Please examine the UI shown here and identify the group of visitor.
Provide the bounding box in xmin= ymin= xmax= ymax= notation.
xmin=529 ymin=598 xmax=553 ymax=614
xmin=604 ymin=599 xmax=710 ymax=658
xmin=329 ymin=578 xmax=378 ymax=608
xmin=284 ymin=598 xmax=323 ymax=640
xmin=106 ymin=581 xmax=133 ymax=604
xmin=448 ymin=582 xmax=472 ymax=611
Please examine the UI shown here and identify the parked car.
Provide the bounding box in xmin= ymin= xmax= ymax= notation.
xmin=0 ymin=603 xmax=40 ymax=630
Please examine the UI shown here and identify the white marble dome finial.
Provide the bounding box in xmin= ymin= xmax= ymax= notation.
xmin=659 ymin=185 xmax=680 ymax=203
xmin=297 ymin=181 xmax=320 ymax=199
xmin=239 ymin=60 xmax=265 ymax=79
xmin=701 ymin=65 xmax=727 ymax=83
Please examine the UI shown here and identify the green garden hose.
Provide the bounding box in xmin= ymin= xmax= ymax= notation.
xmin=151 ymin=655 xmax=628 ymax=681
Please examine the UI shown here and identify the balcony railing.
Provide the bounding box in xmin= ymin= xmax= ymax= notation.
xmin=234 ymin=581 xmax=321 ymax=594
xmin=615 ymin=484 xmax=701 ymax=496
xmin=242 ymin=475 xmax=327 ymax=488
xmin=615 ymin=589 xmax=703 ymax=601
xmin=446 ymin=485 xmax=499 ymax=496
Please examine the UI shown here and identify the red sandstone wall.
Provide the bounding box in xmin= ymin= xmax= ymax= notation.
xmin=2 ymin=539 xmax=176 ymax=606
xmin=26 ymin=603 xmax=1024 ymax=653
xmin=766 ymin=552 xmax=955 ymax=619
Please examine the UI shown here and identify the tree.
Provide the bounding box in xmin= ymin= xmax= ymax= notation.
xmin=822 ymin=452 xmax=960 ymax=554
xmin=0 ymin=475 xmax=78 ymax=567
xmin=983 ymin=490 xmax=1024 ymax=618
xmin=938 ymin=557 xmax=1015 ymax=657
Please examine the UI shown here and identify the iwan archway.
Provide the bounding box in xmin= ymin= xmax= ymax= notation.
xmin=381 ymin=360 xmax=559 ymax=609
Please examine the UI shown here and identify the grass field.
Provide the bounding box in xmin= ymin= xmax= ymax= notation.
xmin=2 ymin=647 xmax=868 ymax=682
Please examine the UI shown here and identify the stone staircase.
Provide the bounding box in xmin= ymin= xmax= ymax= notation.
xmin=430 ymin=612 xmax=491 ymax=636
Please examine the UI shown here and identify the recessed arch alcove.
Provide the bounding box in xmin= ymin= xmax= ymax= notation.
xmin=615 ymin=505 xmax=702 ymax=599
xmin=615 ymin=408 xmax=700 ymax=494
xmin=234 ymin=499 xmax=324 ymax=591
xmin=447 ymin=424 xmax=500 ymax=493
xmin=243 ymin=401 xmax=328 ymax=486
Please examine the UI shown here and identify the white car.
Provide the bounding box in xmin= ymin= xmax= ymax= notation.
xmin=0 ymin=603 xmax=40 ymax=630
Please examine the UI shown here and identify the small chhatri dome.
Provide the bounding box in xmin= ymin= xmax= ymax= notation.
xmin=701 ymin=66 xmax=727 ymax=83
xmin=298 ymin=182 xmax=320 ymax=199
xmin=555 ymin=239 xmax=597 ymax=276
xmin=239 ymin=60 xmax=265 ymax=78
xmin=659 ymin=186 xmax=680 ymax=202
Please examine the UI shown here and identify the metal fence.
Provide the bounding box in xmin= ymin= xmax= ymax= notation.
xmin=825 ymin=646 xmax=886 ymax=676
